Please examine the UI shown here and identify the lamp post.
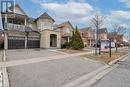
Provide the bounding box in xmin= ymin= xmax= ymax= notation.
xmin=25 ymin=26 xmax=31 ymax=49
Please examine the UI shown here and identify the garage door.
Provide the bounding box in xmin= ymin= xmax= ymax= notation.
xmin=8 ymin=36 xmax=25 ymax=49
xmin=27 ymin=37 xmax=40 ymax=48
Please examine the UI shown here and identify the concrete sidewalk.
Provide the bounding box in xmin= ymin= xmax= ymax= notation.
xmin=0 ymin=51 xmax=94 ymax=67
xmin=90 ymin=54 xmax=130 ymax=87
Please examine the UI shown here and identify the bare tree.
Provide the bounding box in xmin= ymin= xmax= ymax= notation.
xmin=91 ymin=12 xmax=105 ymax=55
xmin=112 ymin=24 xmax=126 ymax=52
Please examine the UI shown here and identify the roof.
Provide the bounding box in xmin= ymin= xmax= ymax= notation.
xmin=36 ymin=12 xmax=55 ymax=22
xmin=97 ymin=28 xmax=107 ymax=34
xmin=79 ymin=27 xmax=92 ymax=32
xmin=57 ymin=21 xmax=74 ymax=30
xmin=27 ymin=17 xmax=35 ymax=23
xmin=9 ymin=4 xmax=27 ymax=16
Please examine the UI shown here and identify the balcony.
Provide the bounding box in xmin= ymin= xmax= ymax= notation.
xmin=4 ymin=23 xmax=32 ymax=32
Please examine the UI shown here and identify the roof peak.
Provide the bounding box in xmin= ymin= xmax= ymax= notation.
xmin=37 ymin=12 xmax=55 ymax=22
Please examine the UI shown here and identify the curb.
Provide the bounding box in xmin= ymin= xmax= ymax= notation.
xmin=78 ymin=65 xmax=118 ymax=87
xmin=78 ymin=53 xmax=130 ymax=87
xmin=62 ymin=65 xmax=110 ymax=87
xmin=62 ymin=52 xmax=130 ymax=87
xmin=2 ymin=50 xmax=10 ymax=87
xmin=109 ymin=53 xmax=130 ymax=65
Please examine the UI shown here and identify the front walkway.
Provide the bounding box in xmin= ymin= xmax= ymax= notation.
xmin=0 ymin=51 xmax=94 ymax=67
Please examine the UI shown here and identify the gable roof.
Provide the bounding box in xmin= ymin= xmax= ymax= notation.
xmin=36 ymin=12 xmax=55 ymax=22
xmin=98 ymin=28 xmax=107 ymax=34
xmin=57 ymin=21 xmax=74 ymax=30
xmin=9 ymin=4 xmax=27 ymax=16
xmin=27 ymin=17 xmax=35 ymax=23
xmin=79 ymin=27 xmax=92 ymax=32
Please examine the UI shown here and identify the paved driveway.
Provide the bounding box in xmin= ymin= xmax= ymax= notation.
xmin=6 ymin=49 xmax=64 ymax=61
xmin=6 ymin=49 xmax=104 ymax=87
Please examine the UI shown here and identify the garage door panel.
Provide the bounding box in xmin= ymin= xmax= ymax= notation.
xmin=27 ymin=37 xmax=40 ymax=48
xmin=27 ymin=40 xmax=40 ymax=48
xmin=8 ymin=36 xmax=25 ymax=49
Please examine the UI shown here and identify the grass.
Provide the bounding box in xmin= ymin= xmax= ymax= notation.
xmin=58 ymin=49 xmax=90 ymax=54
xmin=81 ymin=51 xmax=127 ymax=64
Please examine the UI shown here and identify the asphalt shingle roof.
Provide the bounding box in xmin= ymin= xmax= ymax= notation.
xmin=37 ymin=12 xmax=55 ymax=22
xmin=97 ymin=28 xmax=107 ymax=34
xmin=79 ymin=27 xmax=92 ymax=32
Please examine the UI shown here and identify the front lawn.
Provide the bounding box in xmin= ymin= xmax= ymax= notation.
xmin=81 ymin=52 xmax=127 ymax=64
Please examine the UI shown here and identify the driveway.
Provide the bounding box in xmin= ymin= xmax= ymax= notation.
xmin=6 ymin=49 xmax=64 ymax=61
xmin=6 ymin=49 xmax=104 ymax=87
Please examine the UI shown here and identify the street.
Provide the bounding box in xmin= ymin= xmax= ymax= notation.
xmin=0 ymin=47 xmax=130 ymax=87
xmin=90 ymin=48 xmax=130 ymax=87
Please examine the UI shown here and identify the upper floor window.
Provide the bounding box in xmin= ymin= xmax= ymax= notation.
xmin=63 ymin=28 xmax=70 ymax=34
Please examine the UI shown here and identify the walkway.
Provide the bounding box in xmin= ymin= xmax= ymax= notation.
xmin=90 ymin=54 xmax=130 ymax=87
xmin=0 ymin=51 xmax=93 ymax=67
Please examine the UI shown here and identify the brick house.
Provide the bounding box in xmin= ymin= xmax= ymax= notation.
xmin=98 ymin=28 xmax=108 ymax=40
xmin=107 ymin=32 xmax=123 ymax=43
xmin=79 ymin=27 xmax=95 ymax=46
xmin=54 ymin=21 xmax=74 ymax=45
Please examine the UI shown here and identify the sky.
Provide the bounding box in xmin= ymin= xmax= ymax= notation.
xmin=3 ymin=0 xmax=130 ymax=34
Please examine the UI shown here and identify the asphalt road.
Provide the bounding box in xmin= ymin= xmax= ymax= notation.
xmin=91 ymin=53 xmax=130 ymax=87
xmin=7 ymin=56 xmax=104 ymax=87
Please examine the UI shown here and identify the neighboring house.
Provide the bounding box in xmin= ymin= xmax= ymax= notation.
xmin=54 ymin=21 xmax=74 ymax=45
xmin=123 ymin=36 xmax=129 ymax=43
xmin=79 ymin=27 xmax=95 ymax=46
xmin=98 ymin=28 xmax=108 ymax=40
xmin=1 ymin=4 xmax=61 ymax=49
xmin=108 ymin=32 xmax=123 ymax=43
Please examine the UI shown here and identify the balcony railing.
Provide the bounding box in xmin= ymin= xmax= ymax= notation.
xmin=4 ymin=23 xmax=32 ymax=32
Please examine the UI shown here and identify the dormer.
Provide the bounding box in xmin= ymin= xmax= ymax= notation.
xmin=35 ymin=12 xmax=55 ymax=31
